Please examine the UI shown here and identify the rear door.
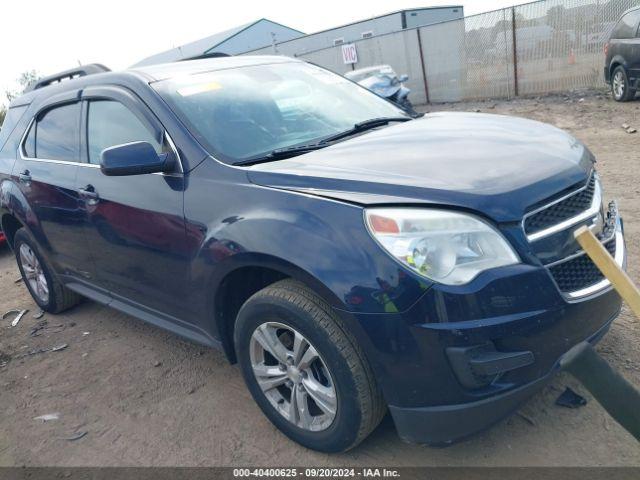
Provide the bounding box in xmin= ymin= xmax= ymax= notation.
xmin=76 ymin=86 xmax=190 ymax=321
xmin=612 ymin=9 xmax=640 ymax=78
xmin=632 ymin=13 xmax=640 ymax=79
xmin=12 ymin=94 xmax=94 ymax=279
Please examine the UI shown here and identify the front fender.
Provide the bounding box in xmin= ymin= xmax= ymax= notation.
xmin=184 ymin=161 xmax=432 ymax=318
xmin=610 ymin=54 xmax=628 ymax=72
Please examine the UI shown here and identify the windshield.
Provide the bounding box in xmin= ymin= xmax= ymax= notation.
xmin=153 ymin=61 xmax=407 ymax=164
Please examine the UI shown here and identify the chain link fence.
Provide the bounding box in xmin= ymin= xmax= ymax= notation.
xmin=245 ymin=0 xmax=639 ymax=103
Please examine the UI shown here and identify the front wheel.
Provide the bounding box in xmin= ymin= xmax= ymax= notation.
xmin=234 ymin=279 xmax=385 ymax=452
xmin=611 ymin=66 xmax=636 ymax=102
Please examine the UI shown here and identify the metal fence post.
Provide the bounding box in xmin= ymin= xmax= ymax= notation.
xmin=511 ymin=6 xmax=519 ymax=97
xmin=416 ymin=28 xmax=430 ymax=104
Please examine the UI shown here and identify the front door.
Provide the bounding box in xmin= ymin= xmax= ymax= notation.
xmin=75 ymin=88 xmax=190 ymax=320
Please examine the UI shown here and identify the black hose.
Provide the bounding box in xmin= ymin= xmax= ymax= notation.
xmin=560 ymin=341 xmax=640 ymax=442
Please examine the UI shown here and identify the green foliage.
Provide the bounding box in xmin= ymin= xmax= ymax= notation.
xmin=5 ymin=69 xmax=41 ymax=103
xmin=1 ymin=69 xmax=40 ymax=128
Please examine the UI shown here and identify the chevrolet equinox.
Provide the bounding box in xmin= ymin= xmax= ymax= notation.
xmin=0 ymin=57 xmax=626 ymax=452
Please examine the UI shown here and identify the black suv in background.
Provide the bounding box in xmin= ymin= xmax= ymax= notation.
xmin=605 ymin=6 xmax=640 ymax=101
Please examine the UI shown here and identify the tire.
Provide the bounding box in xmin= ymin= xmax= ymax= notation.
xmin=14 ymin=228 xmax=81 ymax=313
xmin=611 ymin=66 xmax=636 ymax=102
xmin=234 ymin=279 xmax=386 ymax=452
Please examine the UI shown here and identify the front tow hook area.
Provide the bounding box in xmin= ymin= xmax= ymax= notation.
xmin=446 ymin=343 xmax=534 ymax=390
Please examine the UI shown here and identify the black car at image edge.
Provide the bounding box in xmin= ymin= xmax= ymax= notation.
xmin=605 ymin=5 xmax=640 ymax=101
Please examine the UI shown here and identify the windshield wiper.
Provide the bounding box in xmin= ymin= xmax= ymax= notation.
xmin=234 ymin=143 xmax=329 ymax=166
xmin=233 ymin=116 xmax=413 ymax=166
xmin=319 ymin=116 xmax=412 ymax=144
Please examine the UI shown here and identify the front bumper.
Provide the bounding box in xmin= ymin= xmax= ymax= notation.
xmin=346 ymin=206 xmax=626 ymax=445
xmin=389 ymin=317 xmax=614 ymax=445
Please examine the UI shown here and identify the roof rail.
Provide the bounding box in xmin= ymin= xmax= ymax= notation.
xmin=24 ymin=63 xmax=111 ymax=92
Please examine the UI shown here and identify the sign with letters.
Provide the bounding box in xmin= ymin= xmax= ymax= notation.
xmin=341 ymin=44 xmax=358 ymax=64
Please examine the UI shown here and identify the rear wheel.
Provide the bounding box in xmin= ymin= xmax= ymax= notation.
xmin=611 ymin=66 xmax=636 ymax=102
xmin=14 ymin=229 xmax=81 ymax=313
xmin=234 ymin=279 xmax=385 ymax=452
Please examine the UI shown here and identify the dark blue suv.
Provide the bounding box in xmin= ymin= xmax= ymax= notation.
xmin=0 ymin=57 xmax=626 ymax=452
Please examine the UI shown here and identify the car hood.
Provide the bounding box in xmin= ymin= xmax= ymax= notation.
xmin=246 ymin=112 xmax=594 ymax=222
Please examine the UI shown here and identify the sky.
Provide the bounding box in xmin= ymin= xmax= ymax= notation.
xmin=1 ymin=0 xmax=531 ymax=105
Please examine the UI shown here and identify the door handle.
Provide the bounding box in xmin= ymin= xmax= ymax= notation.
xmin=78 ymin=185 xmax=100 ymax=205
xmin=18 ymin=170 xmax=32 ymax=183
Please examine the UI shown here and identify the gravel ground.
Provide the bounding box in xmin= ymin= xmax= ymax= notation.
xmin=0 ymin=90 xmax=639 ymax=467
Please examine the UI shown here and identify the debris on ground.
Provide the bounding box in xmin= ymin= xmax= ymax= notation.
xmin=34 ymin=413 xmax=60 ymax=422
xmin=30 ymin=321 xmax=47 ymax=337
xmin=153 ymin=361 xmax=162 ymax=367
xmin=0 ymin=351 xmax=10 ymax=368
xmin=11 ymin=310 xmax=27 ymax=327
xmin=14 ymin=277 xmax=23 ymax=284
xmin=30 ymin=321 xmax=66 ymax=337
xmin=2 ymin=309 xmax=28 ymax=327
xmin=14 ymin=343 xmax=69 ymax=359
xmin=516 ymin=411 xmax=537 ymax=426
xmin=61 ymin=431 xmax=87 ymax=442
xmin=622 ymin=123 xmax=630 ymax=129
xmin=555 ymin=387 xmax=587 ymax=409
xmin=627 ymin=127 xmax=637 ymax=134
xmin=33 ymin=310 xmax=45 ymax=320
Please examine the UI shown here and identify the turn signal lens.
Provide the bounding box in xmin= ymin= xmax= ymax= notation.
xmin=368 ymin=214 xmax=400 ymax=234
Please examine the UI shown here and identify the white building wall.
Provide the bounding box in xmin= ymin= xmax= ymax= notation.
xmin=252 ymin=7 xmax=464 ymax=56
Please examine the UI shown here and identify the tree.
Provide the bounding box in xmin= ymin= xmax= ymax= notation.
xmin=547 ymin=5 xmax=567 ymax=30
xmin=1 ymin=69 xmax=41 ymax=128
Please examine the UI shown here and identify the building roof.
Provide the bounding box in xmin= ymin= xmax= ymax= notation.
xmin=134 ymin=19 xmax=304 ymax=67
xmin=301 ymin=5 xmax=463 ymax=37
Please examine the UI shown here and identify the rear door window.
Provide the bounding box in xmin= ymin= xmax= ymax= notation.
xmin=86 ymin=100 xmax=162 ymax=164
xmin=29 ymin=103 xmax=81 ymax=161
xmin=612 ymin=9 xmax=640 ymax=39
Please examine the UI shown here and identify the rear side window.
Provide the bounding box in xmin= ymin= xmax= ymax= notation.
xmin=25 ymin=103 xmax=81 ymax=161
xmin=0 ymin=105 xmax=28 ymax=154
xmin=611 ymin=9 xmax=640 ymax=39
xmin=87 ymin=100 xmax=161 ymax=164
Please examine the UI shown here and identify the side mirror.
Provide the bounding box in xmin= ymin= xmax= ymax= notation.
xmin=100 ymin=141 xmax=174 ymax=176
xmin=398 ymin=74 xmax=409 ymax=83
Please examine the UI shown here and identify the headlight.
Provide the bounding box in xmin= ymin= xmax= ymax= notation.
xmin=364 ymin=208 xmax=519 ymax=285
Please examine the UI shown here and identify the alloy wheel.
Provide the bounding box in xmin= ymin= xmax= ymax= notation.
xmin=19 ymin=244 xmax=49 ymax=304
xmin=613 ymin=70 xmax=625 ymax=99
xmin=249 ymin=322 xmax=337 ymax=432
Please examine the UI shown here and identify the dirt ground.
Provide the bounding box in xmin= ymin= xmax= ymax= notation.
xmin=0 ymin=90 xmax=639 ymax=467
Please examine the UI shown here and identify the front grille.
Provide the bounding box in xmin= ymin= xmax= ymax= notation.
xmin=524 ymin=174 xmax=596 ymax=235
xmin=549 ymin=238 xmax=616 ymax=293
